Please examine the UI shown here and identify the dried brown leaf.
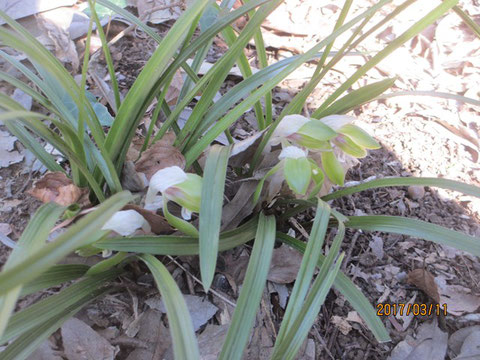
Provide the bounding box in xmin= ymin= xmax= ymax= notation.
xmin=439 ymin=284 xmax=480 ymax=316
xmin=165 ymin=70 xmax=183 ymax=106
xmin=452 ymin=330 xmax=480 ymax=359
xmin=38 ymin=17 xmax=79 ymax=72
xmin=121 ymin=161 xmax=147 ymax=192
xmin=267 ymin=244 xmax=303 ymax=284
xmin=123 ymin=204 xmax=171 ymax=234
xmin=449 ymin=325 xmax=480 ymax=355
xmin=135 ymin=139 xmax=185 ymax=181
xmin=61 ymin=318 xmax=116 ymax=360
xmin=28 ymin=171 xmax=88 ymax=206
xmin=125 ymin=309 xmax=170 ymax=360
xmin=0 ymin=130 xmax=24 ymax=168
xmin=26 ymin=339 xmax=62 ymax=360
xmin=331 ymin=315 xmax=353 ymax=335
xmin=387 ymin=319 xmax=448 ymax=360
xmin=407 ymin=268 xmax=440 ymax=303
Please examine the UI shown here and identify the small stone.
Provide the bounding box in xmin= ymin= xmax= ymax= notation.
xmin=408 ymin=185 xmax=425 ymax=200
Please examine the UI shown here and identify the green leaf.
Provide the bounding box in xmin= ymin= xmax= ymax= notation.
xmin=20 ymin=265 xmax=89 ymax=297
xmin=452 ymin=5 xmax=480 ymax=39
xmin=337 ymin=124 xmax=380 ymax=149
xmin=0 ymin=203 xmax=64 ymax=338
xmin=0 ymin=281 xmax=114 ymax=360
xmin=315 ymin=78 xmax=396 ymax=118
xmin=104 ymin=0 xmax=211 ymax=170
xmin=253 ymin=162 xmax=282 ymax=204
xmin=0 ymin=269 xmax=120 ymax=345
xmin=374 ymin=90 xmax=480 ymax=107
xmin=273 ymin=253 xmax=344 ymax=360
xmin=277 ymin=232 xmax=390 ymax=342
xmin=173 ymin=0 xmax=282 ymax=151
xmin=333 ymin=135 xmax=368 ymax=158
xmin=0 ymin=191 xmax=132 ymax=294
xmin=297 ymin=118 xmax=338 ymax=141
xmin=219 ymin=213 xmax=276 ymax=360
xmin=163 ymin=196 xmax=199 ymax=237
xmin=275 ymin=200 xmax=330 ymax=345
xmin=284 ymin=157 xmax=312 ymax=195
xmin=95 ymin=217 xmax=259 ymax=255
xmin=346 ymin=215 xmax=480 ymax=256
xmin=88 ymin=0 xmax=121 ymax=111
xmin=199 ymin=145 xmax=231 ymax=291
xmin=273 ymin=218 xmax=345 ymax=359
xmin=312 ymin=0 xmax=459 ymax=117
xmin=86 ymin=252 xmax=129 ymax=276
xmin=321 ymin=151 xmax=345 ymax=186
xmin=187 ymin=0 xmax=393 ymax=167
xmin=139 ymin=254 xmax=200 ymax=360
xmin=321 ymin=176 xmax=480 ymax=201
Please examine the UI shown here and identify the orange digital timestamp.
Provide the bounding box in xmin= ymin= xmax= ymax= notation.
xmin=376 ymin=303 xmax=447 ymax=317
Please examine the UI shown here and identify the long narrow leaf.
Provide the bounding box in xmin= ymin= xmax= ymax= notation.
xmin=174 ymin=0 xmax=282 ymax=151
xmin=277 ymin=232 xmax=390 ymax=342
xmin=0 ymin=203 xmax=64 ymax=338
xmin=272 ymin=254 xmax=344 ymax=360
xmin=139 ymin=254 xmax=200 ymax=360
xmin=219 ymin=213 xmax=276 ymax=360
xmin=316 ymin=77 xmax=396 ymax=118
xmin=273 ymin=222 xmax=345 ymax=359
xmin=322 ymin=176 xmax=480 ymax=201
xmin=0 ymin=282 xmax=114 ymax=360
xmin=184 ymin=0 xmax=394 ymax=166
xmin=346 ymin=215 xmax=480 ymax=255
xmin=0 ymin=191 xmax=132 ymax=293
xmin=95 ymin=217 xmax=258 ymax=255
xmin=312 ymin=0 xmax=459 ymax=117
xmin=375 ymin=90 xmax=480 ymax=107
xmin=275 ymin=200 xmax=331 ymax=344
xmin=104 ymin=0 xmax=211 ymax=170
xmin=20 ymin=264 xmax=89 ymax=297
xmin=0 ymin=269 xmax=120 ymax=344
xmin=199 ymin=145 xmax=231 ymax=291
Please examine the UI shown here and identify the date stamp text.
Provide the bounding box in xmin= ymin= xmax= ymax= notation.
xmin=376 ymin=303 xmax=447 ymax=317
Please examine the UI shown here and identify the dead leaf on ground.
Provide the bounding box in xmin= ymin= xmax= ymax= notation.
xmin=198 ymin=324 xmax=229 ymax=360
xmin=387 ymin=319 xmax=448 ymax=360
xmin=26 ymin=339 xmax=62 ymax=360
xmin=38 ymin=16 xmax=79 ymax=72
xmin=438 ymin=283 xmax=480 ymax=316
xmin=369 ymin=235 xmax=384 ymax=260
xmin=0 ymin=130 xmax=24 ymax=168
xmin=407 ymin=268 xmax=440 ymax=303
xmin=125 ymin=309 xmax=171 ymax=360
xmin=0 ymin=223 xmax=12 ymax=236
xmin=123 ymin=204 xmax=171 ymax=234
xmin=165 ymin=70 xmax=184 ymax=106
xmin=452 ymin=329 xmax=480 ymax=360
xmin=267 ymin=244 xmax=303 ymax=284
xmin=28 ymin=171 xmax=88 ymax=206
xmin=449 ymin=325 xmax=480 ymax=357
xmin=244 ymin=321 xmax=274 ymax=360
xmin=220 ymin=180 xmax=259 ymax=231
xmin=134 ymin=0 xmax=184 ymax=24
xmin=151 ymin=294 xmax=218 ymax=331
xmin=0 ymin=0 xmax=76 ymax=23
xmin=229 ymin=130 xmax=265 ymax=168
xmin=331 ymin=315 xmax=353 ymax=335
xmin=135 ymin=140 xmax=185 ymax=181
xmin=121 ymin=161 xmax=147 ymax=192
xmin=61 ymin=318 xmax=116 ymax=360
